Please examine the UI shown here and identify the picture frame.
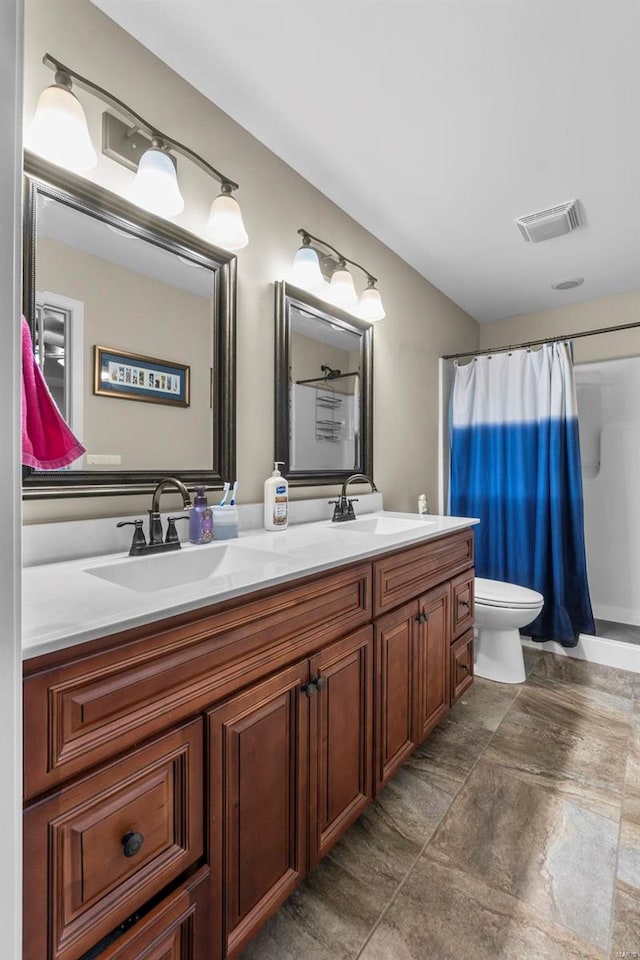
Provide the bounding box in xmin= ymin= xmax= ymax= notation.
xmin=93 ymin=345 xmax=190 ymax=407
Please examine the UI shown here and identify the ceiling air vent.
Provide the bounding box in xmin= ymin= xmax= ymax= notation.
xmin=515 ymin=200 xmax=583 ymax=243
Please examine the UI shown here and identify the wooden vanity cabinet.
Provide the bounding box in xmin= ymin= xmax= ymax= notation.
xmin=208 ymin=626 xmax=373 ymax=960
xmin=374 ymin=583 xmax=451 ymax=790
xmin=23 ymin=528 xmax=473 ymax=960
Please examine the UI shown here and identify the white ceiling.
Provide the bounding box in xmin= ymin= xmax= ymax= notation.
xmin=92 ymin=0 xmax=640 ymax=322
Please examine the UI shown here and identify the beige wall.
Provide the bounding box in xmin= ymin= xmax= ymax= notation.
xmin=23 ymin=0 xmax=478 ymax=522
xmin=37 ymin=237 xmax=213 ymax=470
xmin=479 ymin=291 xmax=640 ymax=364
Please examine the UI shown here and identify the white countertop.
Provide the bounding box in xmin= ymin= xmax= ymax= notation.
xmin=22 ymin=511 xmax=478 ymax=660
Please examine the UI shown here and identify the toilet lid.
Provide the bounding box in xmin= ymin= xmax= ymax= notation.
xmin=475 ymin=577 xmax=543 ymax=609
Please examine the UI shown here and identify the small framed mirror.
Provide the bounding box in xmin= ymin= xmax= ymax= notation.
xmin=22 ymin=154 xmax=236 ymax=498
xmin=274 ymin=281 xmax=373 ymax=485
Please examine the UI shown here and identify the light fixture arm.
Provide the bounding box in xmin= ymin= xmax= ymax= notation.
xmin=298 ymin=228 xmax=377 ymax=285
xmin=42 ymin=53 xmax=239 ymax=191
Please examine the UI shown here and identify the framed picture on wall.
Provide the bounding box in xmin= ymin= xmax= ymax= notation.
xmin=93 ymin=345 xmax=190 ymax=407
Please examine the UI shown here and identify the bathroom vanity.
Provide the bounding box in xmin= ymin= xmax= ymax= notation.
xmin=22 ymin=516 xmax=475 ymax=960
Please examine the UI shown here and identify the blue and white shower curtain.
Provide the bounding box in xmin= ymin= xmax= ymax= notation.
xmin=450 ymin=342 xmax=595 ymax=646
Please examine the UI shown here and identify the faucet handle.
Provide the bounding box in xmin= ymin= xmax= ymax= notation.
xmin=166 ymin=515 xmax=190 ymax=544
xmin=116 ymin=519 xmax=147 ymax=554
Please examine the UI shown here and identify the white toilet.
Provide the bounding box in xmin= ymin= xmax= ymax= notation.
xmin=474 ymin=578 xmax=544 ymax=684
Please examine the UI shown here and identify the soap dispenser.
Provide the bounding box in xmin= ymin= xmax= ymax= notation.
xmin=264 ymin=461 xmax=288 ymax=530
xmin=190 ymin=486 xmax=213 ymax=543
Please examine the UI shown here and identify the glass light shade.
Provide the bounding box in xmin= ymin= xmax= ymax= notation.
xmin=129 ymin=147 xmax=185 ymax=217
xmin=205 ymin=192 xmax=249 ymax=250
xmin=290 ymin=244 xmax=324 ymax=292
xmin=27 ymin=84 xmax=97 ymax=173
xmin=328 ymin=265 xmax=358 ymax=309
xmin=357 ymin=286 xmax=386 ymax=321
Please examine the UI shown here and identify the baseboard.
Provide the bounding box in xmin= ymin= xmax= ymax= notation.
xmin=522 ymin=634 xmax=640 ymax=674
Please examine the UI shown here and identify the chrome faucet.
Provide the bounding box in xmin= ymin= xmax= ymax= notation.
xmin=116 ymin=477 xmax=193 ymax=556
xmin=330 ymin=474 xmax=378 ymax=522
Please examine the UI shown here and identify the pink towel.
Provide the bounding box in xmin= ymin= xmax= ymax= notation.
xmin=21 ymin=316 xmax=85 ymax=470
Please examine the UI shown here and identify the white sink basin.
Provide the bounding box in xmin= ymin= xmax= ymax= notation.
xmin=86 ymin=544 xmax=285 ymax=593
xmin=335 ymin=517 xmax=435 ymax=536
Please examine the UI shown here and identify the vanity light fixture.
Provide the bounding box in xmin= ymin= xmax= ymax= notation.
xmin=357 ymin=278 xmax=386 ymax=322
xmin=291 ymin=229 xmax=385 ymax=322
xmin=329 ymin=260 xmax=358 ymax=309
xmin=28 ymin=54 xmax=248 ymax=249
xmin=129 ymin=138 xmax=185 ymax=217
xmin=290 ymin=235 xmax=325 ymax=292
xmin=26 ymin=71 xmax=97 ymax=174
xmin=205 ymin=183 xmax=249 ymax=251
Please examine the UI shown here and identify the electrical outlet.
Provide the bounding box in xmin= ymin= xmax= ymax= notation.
xmin=86 ymin=454 xmax=122 ymax=465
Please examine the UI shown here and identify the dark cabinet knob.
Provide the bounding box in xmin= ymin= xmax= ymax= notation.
xmin=459 ymin=662 xmax=470 ymax=674
xmin=458 ymin=599 xmax=471 ymax=610
xmin=315 ymin=676 xmax=326 ymax=691
xmin=121 ymin=831 xmax=144 ymax=858
xmin=302 ymin=681 xmax=317 ymax=698
xmin=415 ymin=612 xmax=429 ymax=624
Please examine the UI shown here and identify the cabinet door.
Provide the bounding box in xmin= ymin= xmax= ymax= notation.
xmin=374 ymin=601 xmax=418 ymax=792
xmin=208 ymin=661 xmax=309 ymax=960
xmin=451 ymin=570 xmax=475 ymax=640
xmin=451 ymin=629 xmax=474 ymax=704
xmin=414 ymin=583 xmax=451 ymax=744
xmin=309 ymin=626 xmax=373 ymax=866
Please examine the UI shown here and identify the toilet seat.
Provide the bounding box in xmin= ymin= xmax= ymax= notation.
xmin=475 ymin=577 xmax=543 ymax=611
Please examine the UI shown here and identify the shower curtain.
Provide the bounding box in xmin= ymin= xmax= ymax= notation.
xmin=449 ymin=342 xmax=595 ymax=646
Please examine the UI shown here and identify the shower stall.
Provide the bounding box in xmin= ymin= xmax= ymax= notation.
xmin=575 ymin=356 xmax=640 ymax=643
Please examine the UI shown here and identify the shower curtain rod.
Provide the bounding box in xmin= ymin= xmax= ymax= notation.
xmin=442 ymin=319 xmax=640 ymax=361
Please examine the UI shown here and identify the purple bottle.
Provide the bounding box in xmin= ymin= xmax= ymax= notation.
xmin=189 ymin=486 xmax=213 ymax=544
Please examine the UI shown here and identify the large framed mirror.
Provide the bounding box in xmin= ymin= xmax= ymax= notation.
xmin=274 ymin=281 xmax=373 ymax=485
xmin=22 ymin=154 xmax=236 ymax=498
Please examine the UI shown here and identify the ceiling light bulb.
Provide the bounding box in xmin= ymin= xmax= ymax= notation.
xmin=27 ymin=78 xmax=97 ymax=173
xmin=205 ymin=186 xmax=249 ymax=251
xmin=129 ymin=143 xmax=185 ymax=218
xmin=290 ymin=242 xmax=324 ymax=292
xmin=328 ymin=262 xmax=358 ymax=310
xmin=357 ymin=283 xmax=385 ymax=322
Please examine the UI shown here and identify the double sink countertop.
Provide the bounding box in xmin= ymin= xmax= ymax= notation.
xmin=22 ymin=511 xmax=479 ymax=659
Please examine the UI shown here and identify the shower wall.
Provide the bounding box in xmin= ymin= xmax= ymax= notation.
xmin=575 ymin=356 xmax=640 ymax=625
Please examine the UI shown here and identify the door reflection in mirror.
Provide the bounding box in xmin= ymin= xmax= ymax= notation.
xmin=34 ymin=293 xmax=84 ymax=466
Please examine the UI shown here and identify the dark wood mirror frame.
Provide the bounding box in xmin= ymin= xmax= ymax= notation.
xmin=22 ymin=153 xmax=236 ymax=499
xmin=274 ymin=281 xmax=373 ymax=486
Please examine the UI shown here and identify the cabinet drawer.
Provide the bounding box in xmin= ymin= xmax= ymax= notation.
xmin=24 ymin=720 xmax=203 ymax=960
xmin=95 ymin=866 xmax=210 ymax=960
xmin=451 ymin=570 xmax=475 ymax=640
xmin=451 ymin=630 xmax=474 ymax=704
xmin=373 ymin=529 xmax=473 ymax=617
xmin=24 ymin=563 xmax=371 ymax=799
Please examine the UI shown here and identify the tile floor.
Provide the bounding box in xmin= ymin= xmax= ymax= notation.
xmin=596 ymin=618 xmax=640 ymax=646
xmin=240 ymin=649 xmax=640 ymax=960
